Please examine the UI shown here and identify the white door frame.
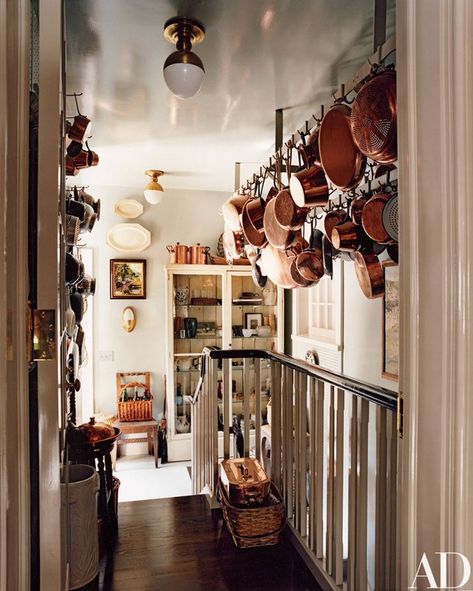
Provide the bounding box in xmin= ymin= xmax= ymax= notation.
xmin=397 ymin=0 xmax=473 ymax=587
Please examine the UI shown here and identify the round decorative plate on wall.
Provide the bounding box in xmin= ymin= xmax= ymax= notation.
xmin=106 ymin=223 xmax=151 ymax=253
xmin=114 ymin=199 xmax=144 ymax=219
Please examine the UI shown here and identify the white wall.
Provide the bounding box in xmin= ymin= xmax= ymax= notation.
xmin=82 ymin=185 xmax=227 ymax=419
xmin=343 ymin=264 xmax=396 ymax=390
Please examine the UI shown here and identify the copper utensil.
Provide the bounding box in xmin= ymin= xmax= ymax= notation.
xmin=222 ymin=193 xmax=249 ymax=232
xmin=243 ymin=197 xmax=266 ymax=235
xmin=353 ymin=250 xmax=385 ymax=299
xmin=319 ymin=103 xmax=367 ymax=190
xmin=350 ymin=196 xmax=368 ymax=226
xmin=241 ymin=208 xmax=267 ymax=249
xmin=274 ymin=189 xmax=309 ymax=230
xmin=68 ymin=114 xmax=92 ymax=143
xmin=166 ymin=243 xmax=189 ymax=264
xmin=189 ymin=244 xmax=210 ymax=264
xmin=223 ymin=226 xmax=245 ymax=263
xmin=291 ymin=257 xmax=318 ymax=287
xmin=259 ymin=243 xmax=299 ymax=289
xmin=289 ymin=164 xmax=329 ymax=208
xmin=295 ymin=228 xmax=324 ymax=282
xmin=361 ymin=192 xmax=393 ymax=244
xmin=324 ymin=209 xmax=347 ymax=244
xmin=331 ymin=220 xmax=360 ymax=252
xmin=264 ymin=198 xmax=299 ymax=251
xmin=297 ymin=126 xmax=321 ymax=168
xmin=351 ymin=69 xmax=397 ymax=164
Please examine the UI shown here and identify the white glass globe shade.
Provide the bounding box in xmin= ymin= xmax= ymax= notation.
xmin=144 ymin=189 xmax=163 ymax=205
xmin=163 ymin=62 xmax=205 ymax=99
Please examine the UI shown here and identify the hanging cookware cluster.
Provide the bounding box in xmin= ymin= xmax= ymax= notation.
xmin=223 ymin=64 xmax=398 ymax=299
xmin=65 ymin=95 xmax=100 ymax=177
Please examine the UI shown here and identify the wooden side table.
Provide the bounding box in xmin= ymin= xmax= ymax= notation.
xmin=113 ymin=419 xmax=159 ymax=468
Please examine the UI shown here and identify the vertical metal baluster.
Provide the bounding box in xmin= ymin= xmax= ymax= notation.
xmin=294 ymin=371 xmax=301 ymax=531
xmin=223 ymin=358 xmax=230 ymax=460
xmin=299 ymin=373 xmax=308 ymax=539
xmin=211 ymin=358 xmax=219 ymax=495
xmin=348 ymin=395 xmax=358 ymax=591
xmin=326 ymin=385 xmax=335 ymax=575
xmin=356 ymin=399 xmax=369 ymax=591
xmin=192 ymin=399 xmax=196 ymax=494
xmin=315 ymin=379 xmax=324 ymax=559
xmin=309 ymin=377 xmax=316 ymax=551
xmin=255 ymin=358 xmax=261 ymax=462
xmin=334 ymin=388 xmax=345 ymax=586
xmin=272 ymin=361 xmax=282 ymax=490
xmin=286 ymin=367 xmax=294 ymax=520
xmin=281 ymin=365 xmax=288 ymax=502
xmin=204 ymin=361 xmax=210 ymax=488
xmin=375 ymin=406 xmax=387 ymax=591
xmin=243 ymin=358 xmax=250 ymax=457
xmin=386 ymin=410 xmax=397 ymax=591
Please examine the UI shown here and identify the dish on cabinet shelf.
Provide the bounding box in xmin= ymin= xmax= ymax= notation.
xmin=114 ymin=199 xmax=144 ymax=219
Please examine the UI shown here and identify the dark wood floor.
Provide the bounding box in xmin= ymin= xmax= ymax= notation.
xmin=90 ymin=495 xmax=322 ymax=591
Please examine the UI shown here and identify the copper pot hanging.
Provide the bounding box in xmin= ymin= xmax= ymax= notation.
xmin=361 ymin=192 xmax=393 ymax=244
xmin=242 ymin=197 xmax=266 ymax=235
xmin=273 ymin=189 xmax=309 ymax=231
xmin=297 ymin=126 xmax=321 ymax=168
xmin=241 ymin=208 xmax=267 ymax=249
xmin=223 ymin=225 xmax=245 ymax=263
xmin=222 ymin=193 xmax=249 ymax=233
xmin=350 ymin=69 xmax=397 ymax=164
xmin=324 ymin=209 xmax=347 ymax=245
xmin=353 ymin=250 xmax=385 ymax=299
xmin=263 ymin=198 xmax=300 ymax=251
xmin=318 ymin=103 xmax=367 ymax=190
xmin=289 ymin=164 xmax=329 ymax=208
xmin=259 ymin=243 xmax=299 ymax=289
xmin=295 ymin=228 xmax=324 ymax=283
xmin=350 ymin=196 xmax=368 ymax=226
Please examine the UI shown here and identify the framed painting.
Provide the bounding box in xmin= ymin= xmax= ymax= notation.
xmin=110 ymin=259 xmax=146 ymax=299
xmin=382 ymin=261 xmax=399 ymax=380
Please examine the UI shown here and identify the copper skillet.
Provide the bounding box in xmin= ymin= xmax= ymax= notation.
xmin=319 ymin=103 xmax=367 ymax=190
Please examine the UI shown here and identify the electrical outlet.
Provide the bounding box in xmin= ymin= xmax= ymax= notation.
xmin=98 ymin=350 xmax=114 ymax=362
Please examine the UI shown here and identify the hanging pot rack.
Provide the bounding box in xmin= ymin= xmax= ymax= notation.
xmin=238 ymin=35 xmax=396 ymax=202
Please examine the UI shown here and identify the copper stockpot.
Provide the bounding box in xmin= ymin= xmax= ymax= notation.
xmin=289 ymin=164 xmax=329 ymax=208
xmin=167 ymin=243 xmax=189 ymax=264
xmin=319 ymin=103 xmax=367 ymax=190
xmin=222 ymin=193 xmax=249 ymax=233
xmin=189 ymin=243 xmax=210 ymax=265
xmin=353 ymin=250 xmax=385 ymax=299
xmin=274 ymin=189 xmax=309 ymax=230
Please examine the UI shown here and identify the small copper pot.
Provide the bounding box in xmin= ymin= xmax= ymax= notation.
xmin=264 ymin=198 xmax=298 ymax=251
xmin=331 ymin=220 xmax=360 ymax=252
xmin=295 ymin=229 xmax=324 ymax=282
xmin=241 ymin=209 xmax=267 ymax=249
xmin=324 ymin=209 xmax=347 ymax=244
xmin=167 ymin=243 xmax=189 ymax=264
xmin=350 ymin=197 xmax=368 ymax=226
xmin=243 ymin=198 xmax=266 ymax=234
xmin=297 ymin=127 xmax=321 ymax=168
xmin=222 ymin=193 xmax=249 ymax=232
xmin=274 ymin=189 xmax=309 ymax=230
xmin=68 ymin=115 xmax=92 ymax=143
xmin=189 ymin=244 xmax=210 ymax=265
xmin=289 ymin=164 xmax=329 ymax=208
xmin=361 ymin=193 xmax=393 ymax=244
xmin=353 ymin=250 xmax=385 ymax=299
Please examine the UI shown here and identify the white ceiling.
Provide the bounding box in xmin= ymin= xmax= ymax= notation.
xmin=65 ymin=0 xmax=395 ymax=193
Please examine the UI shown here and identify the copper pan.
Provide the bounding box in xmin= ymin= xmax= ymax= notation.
xmin=351 ymin=69 xmax=397 ymax=164
xmin=68 ymin=114 xmax=92 ymax=143
xmin=259 ymin=244 xmax=298 ymax=289
xmin=350 ymin=196 xmax=368 ymax=226
xmin=289 ymin=164 xmax=329 ymax=208
xmin=295 ymin=228 xmax=324 ymax=282
xmin=353 ymin=250 xmax=385 ymax=299
xmin=274 ymin=189 xmax=309 ymax=230
xmin=297 ymin=126 xmax=321 ymax=168
xmin=243 ymin=197 xmax=265 ymax=234
xmin=361 ymin=192 xmax=394 ymax=244
xmin=319 ymin=103 xmax=367 ymax=190
xmin=324 ymin=209 xmax=347 ymax=244
xmin=291 ymin=257 xmax=318 ymax=287
xmin=264 ymin=198 xmax=299 ymax=251
xmin=241 ymin=209 xmax=267 ymax=249
xmin=223 ymin=225 xmax=245 ymax=263
xmin=222 ymin=193 xmax=249 ymax=233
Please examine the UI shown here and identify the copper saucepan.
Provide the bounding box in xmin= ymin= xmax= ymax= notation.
xmin=353 ymin=250 xmax=385 ymax=299
xmin=241 ymin=208 xmax=267 ymax=249
xmin=350 ymin=196 xmax=368 ymax=226
xmin=243 ymin=197 xmax=266 ymax=235
xmin=222 ymin=193 xmax=249 ymax=233
xmin=318 ymin=103 xmax=367 ymax=190
xmin=68 ymin=114 xmax=92 ymax=143
xmin=295 ymin=228 xmax=324 ymax=283
xmin=289 ymin=164 xmax=329 ymax=209
xmin=259 ymin=243 xmax=299 ymax=289
xmin=274 ymin=189 xmax=309 ymax=231
xmin=324 ymin=209 xmax=347 ymax=245
xmin=297 ymin=126 xmax=321 ymax=169
xmin=361 ymin=192 xmax=394 ymax=244
xmin=264 ymin=198 xmax=300 ymax=251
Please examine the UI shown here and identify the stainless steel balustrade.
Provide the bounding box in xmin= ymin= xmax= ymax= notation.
xmin=191 ymin=347 xmax=399 ymax=591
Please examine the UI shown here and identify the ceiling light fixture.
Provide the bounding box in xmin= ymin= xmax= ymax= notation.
xmin=163 ymin=16 xmax=206 ymax=99
xmin=144 ymin=169 xmax=164 ymax=205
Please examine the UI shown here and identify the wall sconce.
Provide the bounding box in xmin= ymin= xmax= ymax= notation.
xmin=163 ymin=16 xmax=206 ymax=99
xmin=122 ymin=307 xmax=136 ymax=332
xmin=144 ymin=169 xmax=164 ymax=205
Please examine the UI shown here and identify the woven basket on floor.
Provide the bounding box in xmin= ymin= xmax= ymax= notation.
xmin=217 ymin=479 xmax=285 ymax=548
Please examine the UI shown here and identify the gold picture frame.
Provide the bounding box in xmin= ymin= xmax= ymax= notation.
xmin=110 ymin=259 xmax=146 ymax=299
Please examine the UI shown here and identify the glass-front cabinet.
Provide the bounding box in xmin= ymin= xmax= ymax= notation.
xmin=166 ymin=265 xmax=283 ymax=461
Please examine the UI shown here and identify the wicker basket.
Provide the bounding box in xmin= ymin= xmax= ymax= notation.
xmin=217 ymin=479 xmax=285 ymax=548
xmin=116 ymin=372 xmax=153 ymax=422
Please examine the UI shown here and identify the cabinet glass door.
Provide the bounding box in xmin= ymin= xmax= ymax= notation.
xmin=172 ymin=272 xmax=222 ymax=435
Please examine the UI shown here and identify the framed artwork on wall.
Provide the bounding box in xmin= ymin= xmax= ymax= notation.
xmin=382 ymin=261 xmax=399 ymax=380
xmin=245 ymin=312 xmax=263 ymax=330
xmin=110 ymin=259 xmax=146 ymax=299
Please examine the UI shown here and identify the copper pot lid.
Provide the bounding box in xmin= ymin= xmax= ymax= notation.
xmin=319 ymin=103 xmax=367 ymax=190
xmin=351 ymin=70 xmax=397 ymax=164
xmin=353 ymin=251 xmax=385 ymax=299
xmin=263 ymin=198 xmax=299 ymax=250
xmin=361 ymin=192 xmax=392 ymax=244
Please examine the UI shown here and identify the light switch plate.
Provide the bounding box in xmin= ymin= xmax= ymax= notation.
xmin=98 ymin=350 xmax=114 ymax=362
